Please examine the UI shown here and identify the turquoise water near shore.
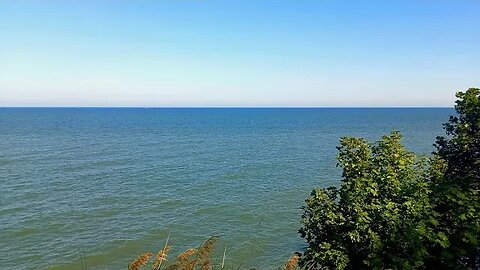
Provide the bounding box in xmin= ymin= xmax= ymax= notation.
xmin=0 ymin=108 xmax=452 ymax=269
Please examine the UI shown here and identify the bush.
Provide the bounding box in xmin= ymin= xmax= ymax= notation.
xmin=300 ymin=88 xmax=480 ymax=270
xmin=299 ymin=132 xmax=433 ymax=269
xmin=428 ymin=88 xmax=480 ymax=269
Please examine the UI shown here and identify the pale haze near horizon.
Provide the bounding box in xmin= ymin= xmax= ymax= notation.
xmin=0 ymin=1 xmax=479 ymax=107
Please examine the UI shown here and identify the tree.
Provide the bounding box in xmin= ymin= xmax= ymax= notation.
xmin=428 ymin=88 xmax=480 ymax=269
xmin=299 ymin=132 xmax=433 ymax=270
xmin=299 ymin=88 xmax=480 ymax=270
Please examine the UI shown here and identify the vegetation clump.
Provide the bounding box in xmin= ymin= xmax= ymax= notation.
xmin=300 ymin=131 xmax=432 ymax=269
xmin=299 ymin=88 xmax=480 ymax=270
xmin=429 ymin=88 xmax=480 ymax=269
xmin=128 ymin=236 xmax=218 ymax=270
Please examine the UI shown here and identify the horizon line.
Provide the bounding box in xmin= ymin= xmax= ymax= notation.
xmin=0 ymin=105 xmax=453 ymax=109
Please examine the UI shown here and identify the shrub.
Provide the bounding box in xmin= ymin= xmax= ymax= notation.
xmin=428 ymin=88 xmax=480 ymax=269
xmin=299 ymin=132 xmax=433 ymax=269
xmin=299 ymin=88 xmax=480 ymax=270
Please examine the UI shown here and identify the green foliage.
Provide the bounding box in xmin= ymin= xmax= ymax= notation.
xmin=429 ymin=88 xmax=480 ymax=269
xmin=300 ymin=132 xmax=433 ymax=270
xmin=300 ymin=88 xmax=480 ymax=269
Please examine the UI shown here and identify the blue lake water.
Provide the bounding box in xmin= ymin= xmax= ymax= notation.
xmin=0 ymin=108 xmax=452 ymax=269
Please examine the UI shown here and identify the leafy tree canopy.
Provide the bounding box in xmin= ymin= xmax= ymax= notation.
xmin=430 ymin=88 xmax=480 ymax=269
xmin=300 ymin=88 xmax=480 ymax=270
xmin=300 ymin=132 xmax=432 ymax=270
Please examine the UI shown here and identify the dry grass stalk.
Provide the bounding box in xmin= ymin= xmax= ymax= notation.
xmin=152 ymin=245 xmax=171 ymax=270
xmin=195 ymin=236 xmax=217 ymax=270
xmin=152 ymin=232 xmax=171 ymax=270
xmin=178 ymin=248 xmax=197 ymax=262
xmin=165 ymin=236 xmax=217 ymax=270
xmin=198 ymin=237 xmax=217 ymax=259
xmin=200 ymin=260 xmax=210 ymax=270
xmin=129 ymin=252 xmax=154 ymax=270
xmin=284 ymin=254 xmax=300 ymax=270
xmin=165 ymin=248 xmax=198 ymax=270
xmin=221 ymin=245 xmax=227 ymax=269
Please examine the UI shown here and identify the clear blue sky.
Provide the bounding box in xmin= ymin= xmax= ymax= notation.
xmin=0 ymin=1 xmax=479 ymax=107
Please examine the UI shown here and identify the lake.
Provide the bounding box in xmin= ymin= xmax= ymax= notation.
xmin=0 ymin=108 xmax=452 ymax=269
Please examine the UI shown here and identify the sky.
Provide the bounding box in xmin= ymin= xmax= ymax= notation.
xmin=0 ymin=1 xmax=479 ymax=107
